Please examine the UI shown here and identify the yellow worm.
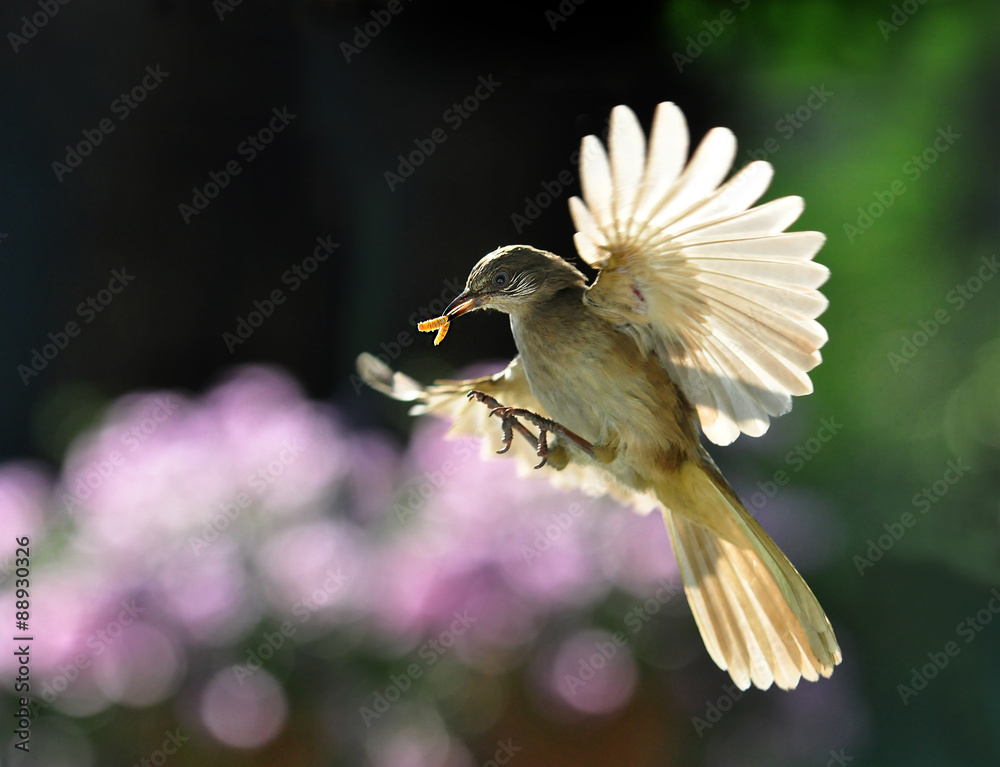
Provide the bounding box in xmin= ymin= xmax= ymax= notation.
xmin=417 ymin=315 xmax=450 ymax=346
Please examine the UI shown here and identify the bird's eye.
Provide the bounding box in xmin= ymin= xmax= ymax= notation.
xmin=492 ymin=272 xmax=509 ymax=287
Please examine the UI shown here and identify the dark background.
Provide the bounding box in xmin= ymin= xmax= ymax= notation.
xmin=2 ymin=0 xmax=1000 ymax=765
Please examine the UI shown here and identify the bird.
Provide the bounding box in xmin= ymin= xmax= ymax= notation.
xmin=356 ymin=101 xmax=840 ymax=691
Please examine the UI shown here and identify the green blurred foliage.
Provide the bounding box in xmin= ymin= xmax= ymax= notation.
xmin=667 ymin=1 xmax=1000 ymax=763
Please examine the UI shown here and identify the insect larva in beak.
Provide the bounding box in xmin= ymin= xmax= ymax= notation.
xmin=417 ymin=315 xmax=450 ymax=346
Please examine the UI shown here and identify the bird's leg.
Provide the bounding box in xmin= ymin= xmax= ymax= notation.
xmin=494 ymin=408 xmax=598 ymax=466
xmin=467 ymin=391 xmax=540 ymax=457
xmin=466 ymin=391 xmax=597 ymax=469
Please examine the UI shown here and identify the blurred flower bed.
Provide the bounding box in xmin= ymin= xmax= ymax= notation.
xmin=0 ymin=366 xmax=866 ymax=766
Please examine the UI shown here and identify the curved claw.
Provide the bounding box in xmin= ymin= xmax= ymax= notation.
xmin=533 ymin=426 xmax=549 ymax=469
xmin=490 ymin=407 xmax=515 ymax=455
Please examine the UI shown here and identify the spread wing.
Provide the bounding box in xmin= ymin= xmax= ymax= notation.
xmin=570 ymin=102 xmax=829 ymax=446
xmin=356 ymin=352 xmax=658 ymax=512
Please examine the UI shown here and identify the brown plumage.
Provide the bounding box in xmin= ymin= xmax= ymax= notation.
xmin=357 ymin=102 xmax=840 ymax=690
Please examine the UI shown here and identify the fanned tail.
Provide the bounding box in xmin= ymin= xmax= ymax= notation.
xmin=656 ymin=458 xmax=841 ymax=690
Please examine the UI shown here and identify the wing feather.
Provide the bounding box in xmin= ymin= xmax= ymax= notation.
xmin=355 ymin=353 xmax=659 ymax=513
xmin=573 ymin=102 xmax=829 ymax=444
xmin=608 ymin=105 xmax=646 ymax=240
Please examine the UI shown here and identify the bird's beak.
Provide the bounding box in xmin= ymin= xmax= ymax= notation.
xmin=444 ymin=291 xmax=483 ymax=317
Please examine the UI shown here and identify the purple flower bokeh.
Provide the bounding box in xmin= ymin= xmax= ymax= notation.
xmin=0 ymin=364 xmax=859 ymax=764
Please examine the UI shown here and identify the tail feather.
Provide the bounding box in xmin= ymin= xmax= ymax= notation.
xmin=658 ymin=459 xmax=841 ymax=690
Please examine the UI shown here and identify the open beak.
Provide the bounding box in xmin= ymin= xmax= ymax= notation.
xmin=444 ymin=291 xmax=483 ymax=317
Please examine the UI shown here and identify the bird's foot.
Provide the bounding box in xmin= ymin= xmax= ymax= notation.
xmin=466 ymin=391 xmax=597 ymax=469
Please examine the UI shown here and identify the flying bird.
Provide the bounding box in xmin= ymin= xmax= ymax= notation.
xmin=357 ymin=102 xmax=840 ymax=691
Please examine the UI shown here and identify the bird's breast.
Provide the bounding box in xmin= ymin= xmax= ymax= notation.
xmin=509 ymin=296 xmax=696 ymax=473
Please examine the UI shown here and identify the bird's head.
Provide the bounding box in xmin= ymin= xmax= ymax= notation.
xmin=444 ymin=245 xmax=587 ymax=319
